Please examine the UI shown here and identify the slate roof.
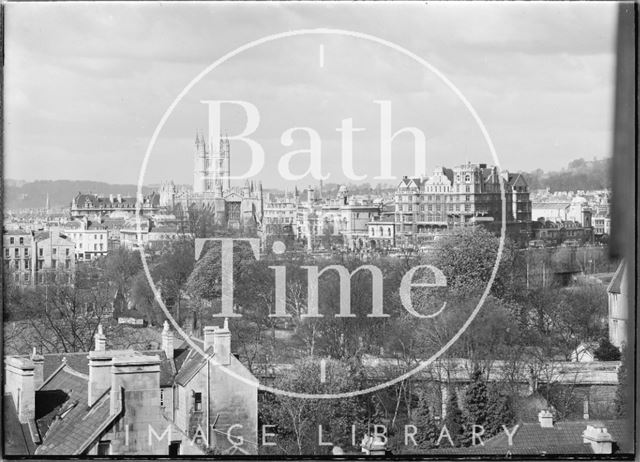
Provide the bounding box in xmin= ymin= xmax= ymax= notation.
xmin=174 ymin=346 xmax=214 ymax=386
xmin=419 ymin=420 xmax=631 ymax=456
xmin=3 ymin=394 xmax=37 ymax=455
xmin=397 ymin=177 xmax=423 ymax=189
xmin=42 ymin=350 xmax=176 ymax=388
xmin=532 ymin=202 xmax=571 ymax=210
xmin=35 ymin=366 xmax=121 ymax=455
xmin=423 ymin=443 xmax=593 ymax=455
xmin=7 ymin=332 xmax=236 ymax=454
xmin=607 ymin=261 xmax=626 ymax=294
xmin=74 ymin=193 xmax=137 ymax=208
xmin=485 ymin=420 xmax=631 ymax=454
xmin=62 ymin=221 xmax=83 ymax=229
xmin=507 ymin=172 xmax=528 ymax=187
xmin=4 ymin=229 xmax=31 ymax=236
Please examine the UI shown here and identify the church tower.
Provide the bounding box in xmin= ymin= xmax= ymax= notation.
xmin=193 ymin=131 xmax=231 ymax=194
xmin=193 ymin=132 xmax=209 ymax=193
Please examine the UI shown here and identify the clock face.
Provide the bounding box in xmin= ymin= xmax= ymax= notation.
xmin=138 ymin=29 xmax=506 ymax=399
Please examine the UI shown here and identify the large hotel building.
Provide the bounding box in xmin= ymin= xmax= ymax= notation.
xmin=390 ymin=162 xmax=531 ymax=244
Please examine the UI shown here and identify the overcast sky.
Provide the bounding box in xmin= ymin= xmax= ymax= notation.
xmin=5 ymin=1 xmax=617 ymax=188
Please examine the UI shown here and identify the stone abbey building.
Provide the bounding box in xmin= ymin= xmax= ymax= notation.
xmin=162 ymin=133 xmax=264 ymax=231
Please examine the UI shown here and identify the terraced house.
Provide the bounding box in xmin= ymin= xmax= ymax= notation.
xmin=4 ymin=321 xmax=258 ymax=456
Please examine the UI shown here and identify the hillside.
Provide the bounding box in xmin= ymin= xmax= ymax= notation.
xmin=3 ymin=158 xmax=610 ymax=211
xmin=3 ymin=180 xmax=154 ymax=210
xmin=522 ymin=157 xmax=610 ymax=192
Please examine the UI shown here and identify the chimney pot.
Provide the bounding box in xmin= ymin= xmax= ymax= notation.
xmin=94 ymin=324 xmax=106 ymax=351
xmin=583 ymin=423 xmax=614 ymax=454
xmin=203 ymin=325 xmax=216 ymax=354
xmin=30 ymin=347 xmax=45 ymax=389
xmin=203 ymin=319 xmax=231 ymax=366
xmin=162 ymin=321 xmax=174 ymax=360
xmin=538 ymin=409 xmax=554 ymax=428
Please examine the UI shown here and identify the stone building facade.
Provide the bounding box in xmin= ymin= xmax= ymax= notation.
xmin=3 ymin=229 xmax=76 ymax=286
xmin=393 ymin=163 xmax=532 ymax=245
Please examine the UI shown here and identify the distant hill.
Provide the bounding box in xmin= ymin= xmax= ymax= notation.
xmin=522 ymin=157 xmax=610 ymax=192
xmin=3 ymin=160 xmax=609 ymax=211
xmin=3 ymin=180 xmax=155 ymax=210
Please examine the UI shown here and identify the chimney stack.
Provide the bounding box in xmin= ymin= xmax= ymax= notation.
xmin=203 ymin=325 xmax=216 ymax=354
xmin=88 ymin=350 xmax=112 ymax=406
xmin=30 ymin=347 xmax=44 ymax=389
xmin=538 ymin=409 xmax=553 ymax=428
xmin=161 ymin=320 xmax=174 ymax=360
xmin=88 ymin=325 xmax=110 ymax=406
xmin=95 ymin=324 xmax=106 ymax=351
xmin=213 ymin=318 xmax=231 ymax=366
xmin=583 ymin=423 xmax=614 ymax=454
xmin=203 ymin=319 xmax=231 ymax=365
xmin=5 ymin=357 xmax=36 ymax=423
xmin=110 ymin=354 xmax=161 ymax=416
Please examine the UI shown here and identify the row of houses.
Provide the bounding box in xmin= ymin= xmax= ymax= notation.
xmin=3 ymin=216 xmax=191 ymax=286
xmin=4 ymin=321 xmax=257 ymax=456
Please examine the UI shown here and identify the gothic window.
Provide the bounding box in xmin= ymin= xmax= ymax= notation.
xmin=228 ymin=203 xmax=241 ymax=221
